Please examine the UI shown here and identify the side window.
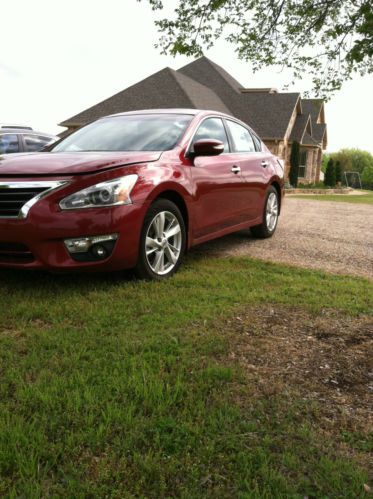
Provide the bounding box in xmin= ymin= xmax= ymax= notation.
xmin=23 ymin=134 xmax=51 ymax=152
xmin=0 ymin=134 xmax=20 ymax=154
xmin=252 ymin=134 xmax=262 ymax=151
xmin=192 ymin=118 xmax=229 ymax=153
xmin=226 ymin=120 xmax=255 ymax=153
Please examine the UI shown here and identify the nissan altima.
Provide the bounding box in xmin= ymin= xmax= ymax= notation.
xmin=0 ymin=109 xmax=284 ymax=279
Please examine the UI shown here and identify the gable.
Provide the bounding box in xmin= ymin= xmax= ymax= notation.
xmin=239 ymin=92 xmax=300 ymax=139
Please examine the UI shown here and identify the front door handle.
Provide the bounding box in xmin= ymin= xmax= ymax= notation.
xmin=231 ymin=165 xmax=241 ymax=174
xmin=261 ymin=160 xmax=269 ymax=168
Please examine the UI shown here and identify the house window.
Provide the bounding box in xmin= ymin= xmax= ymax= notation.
xmin=298 ymin=150 xmax=308 ymax=178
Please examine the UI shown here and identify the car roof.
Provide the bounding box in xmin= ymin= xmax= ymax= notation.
xmin=0 ymin=124 xmax=33 ymax=130
xmin=106 ymin=108 xmax=233 ymax=119
xmin=0 ymin=128 xmax=56 ymax=138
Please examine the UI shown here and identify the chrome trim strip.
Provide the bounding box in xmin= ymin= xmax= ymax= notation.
xmin=0 ymin=181 xmax=68 ymax=219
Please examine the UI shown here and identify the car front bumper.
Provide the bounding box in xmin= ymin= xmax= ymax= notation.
xmin=0 ymin=201 xmax=148 ymax=272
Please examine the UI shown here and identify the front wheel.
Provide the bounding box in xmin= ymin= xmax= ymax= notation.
xmin=135 ymin=199 xmax=186 ymax=280
xmin=251 ymin=186 xmax=279 ymax=239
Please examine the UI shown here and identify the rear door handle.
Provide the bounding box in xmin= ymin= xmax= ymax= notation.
xmin=261 ymin=160 xmax=269 ymax=168
xmin=231 ymin=165 xmax=241 ymax=174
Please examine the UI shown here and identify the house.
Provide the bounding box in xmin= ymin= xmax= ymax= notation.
xmin=59 ymin=57 xmax=327 ymax=183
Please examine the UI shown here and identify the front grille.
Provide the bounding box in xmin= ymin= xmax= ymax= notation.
xmin=0 ymin=242 xmax=35 ymax=263
xmin=0 ymin=187 xmax=49 ymax=218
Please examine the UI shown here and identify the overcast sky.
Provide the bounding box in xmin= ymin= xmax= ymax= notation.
xmin=1 ymin=0 xmax=373 ymax=153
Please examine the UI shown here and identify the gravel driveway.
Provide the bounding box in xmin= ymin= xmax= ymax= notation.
xmin=194 ymin=197 xmax=373 ymax=280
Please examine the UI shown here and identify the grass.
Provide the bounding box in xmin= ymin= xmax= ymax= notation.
xmin=292 ymin=191 xmax=373 ymax=205
xmin=0 ymin=255 xmax=372 ymax=497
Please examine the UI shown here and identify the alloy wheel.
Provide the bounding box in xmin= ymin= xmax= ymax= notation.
xmin=145 ymin=210 xmax=182 ymax=275
xmin=266 ymin=192 xmax=278 ymax=232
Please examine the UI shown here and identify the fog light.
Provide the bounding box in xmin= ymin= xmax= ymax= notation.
xmin=64 ymin=234 xmax=118 ymax=254
xmin=92 ymin=245 xmax=107 ymax=259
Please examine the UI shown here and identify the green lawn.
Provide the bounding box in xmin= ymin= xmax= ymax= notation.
xmin=0 ymin=256 xmax=372 ymax=497
xmin=292 ymin=191 xmax=373 ymax=204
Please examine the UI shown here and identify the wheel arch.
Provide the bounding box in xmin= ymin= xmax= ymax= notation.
xmin=152 ymin=189 xmax=190 ymax=248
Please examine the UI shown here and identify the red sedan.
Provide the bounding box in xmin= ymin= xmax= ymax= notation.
xmin=0 ymin=109 xmax=284 ymax=279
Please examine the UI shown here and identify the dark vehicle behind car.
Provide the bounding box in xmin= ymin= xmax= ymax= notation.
xmin=0 ymin=125 xmax=57 ymax=154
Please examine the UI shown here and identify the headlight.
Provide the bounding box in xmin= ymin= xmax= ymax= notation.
xmin=59 ymin=174 xmax=138 ymax=210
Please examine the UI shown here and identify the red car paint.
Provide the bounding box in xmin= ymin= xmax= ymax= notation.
xmin=0 ymin=109 xmax=284 ymax=271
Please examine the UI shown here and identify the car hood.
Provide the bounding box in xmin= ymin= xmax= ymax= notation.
xmin=0 ymin=151 xmax=162 ymax=176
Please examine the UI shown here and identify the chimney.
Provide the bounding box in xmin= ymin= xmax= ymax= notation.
xmin=240 ymin=88 xmax=278 ymax=94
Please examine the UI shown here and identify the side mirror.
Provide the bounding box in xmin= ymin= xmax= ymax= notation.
xmin=192 ymin=139 xmax=224 ymax=157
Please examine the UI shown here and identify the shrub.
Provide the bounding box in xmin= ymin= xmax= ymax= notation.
xmin=289 ymin=141 xmax=300 ymax=187
xmin=324 ymin=158 xmax=336 ymax=187
xmin=362 ymin=165 xmax=373 ymax=190
xmin=335 ymin=161 xmax=342 ymax=184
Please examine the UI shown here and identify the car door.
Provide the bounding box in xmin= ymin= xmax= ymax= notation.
xmin=224 ymin=119 xmax=270 ymax=221
xmin=189 ymin=117 xmax=249 ymax=240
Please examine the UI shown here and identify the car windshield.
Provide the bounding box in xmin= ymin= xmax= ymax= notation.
xmin=52 ymin=114 xmax=193 ymax=152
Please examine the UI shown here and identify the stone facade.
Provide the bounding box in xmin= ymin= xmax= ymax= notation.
xmin=263 ymin=102 xmax=326 ymax=184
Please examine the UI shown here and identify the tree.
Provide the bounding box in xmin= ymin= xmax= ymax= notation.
xmin=329 ymin=148 xmax=373 ymax=174
xmin=362 ymin=165 xmax=373 ymax=189
xmin=335 ymin=161 xmax=342 ymax=184
xmin=324 ymin=158 xmax=336 ymax=187
xmin=289 ymin=141 xmax=300 ymax=187
xmin=141 ymin=0 xmax=373 ymax=98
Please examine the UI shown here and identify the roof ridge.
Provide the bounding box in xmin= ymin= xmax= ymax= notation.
xmin=174 ymin=70 xmax=232 ymax=114
xmin=199 ymin=57 xmax=243 ymax=92
xmin=178 ymin=56 xmax=243 ymax=92
xmin=299 ymin=114 xmax=312 ymax=143
xmin=284 ymin=94 xmax=301 ymax=139
xmin=173 ymin=68 xmax=214 ymax=92
xmin=169 ymin=68 xmax=202 ymax=109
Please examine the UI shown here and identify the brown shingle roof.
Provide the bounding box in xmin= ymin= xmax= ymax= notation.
xmin=172 ymin=71 xmax=231 ymax=114
xmin=312 ymin=123 xmax=327 ymax=143
xmin=59 ymin=67 xmax=229 ymax=127
xmin=58 ymin=56 xmax=326 ymax=148
xmin=289 ymin=114 xmax=311 ymax=143
xmin=178 ymin=57 xmax=300 ymax=139
xmin=302 ymin=132 xmax=319 ymax=146
xmin=301 ymin=99 xmax=327 ymax=146
xmin=238 ymin=92 xmax=300 ymax=139
xmin=179 ymin=56 xmax=243 ymax=94
xmin=301 ymin=99 xmax=323 ymax=123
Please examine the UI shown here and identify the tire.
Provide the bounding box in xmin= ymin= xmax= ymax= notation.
xmin=251 ymin=186 xmax=279 ymax=239
xmin=135 ymin=199 xmax=186 ymax=280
